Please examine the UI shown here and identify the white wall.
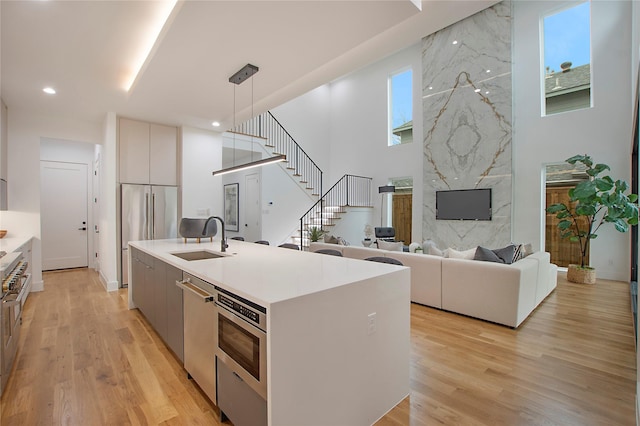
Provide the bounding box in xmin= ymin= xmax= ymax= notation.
xmin=4 ymin=109 xmax=102 ymax=290
xmin=512 ymin=1 xmax=633 ymax=281
xmin=325 ymin=207 xmax=375 ymax=247
xmin=181 ymin=126 xmax=223 ymax=220
xmin=99 ymin=112 xmax=118 ymax=291
xmin=274 ymin=43 xmax=425 ymax=245
xmin=262 ymin=162 xmax=318 ymax=246
xmin=270 ymin=85 xmax=332 ymax=186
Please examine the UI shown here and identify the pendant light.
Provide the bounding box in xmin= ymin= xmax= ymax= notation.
xmin=212 ymin=64 xmax=286 ymax=176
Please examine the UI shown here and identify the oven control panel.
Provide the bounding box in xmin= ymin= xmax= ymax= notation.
xmin=214 ymin=286 xmax=267 ymax=331
xmin=217 ymin=293 xmax=259 ymax=324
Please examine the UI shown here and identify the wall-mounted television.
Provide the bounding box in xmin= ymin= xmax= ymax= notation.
xmin=436 ymin=188 xmax=492 ymax=220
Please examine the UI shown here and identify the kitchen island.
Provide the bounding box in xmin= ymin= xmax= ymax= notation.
xmin=129 ymin=238 xmax=410 ymax=426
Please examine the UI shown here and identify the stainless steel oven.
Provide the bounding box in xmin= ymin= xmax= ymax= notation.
xmin=213 ymin=286 xmax=267 ymax=400
xmin=0 ymin=251 xmax=29 ymax=396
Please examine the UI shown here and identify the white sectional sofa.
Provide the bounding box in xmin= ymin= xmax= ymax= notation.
xmin=309 ymin=242 xmax=558 ymax=328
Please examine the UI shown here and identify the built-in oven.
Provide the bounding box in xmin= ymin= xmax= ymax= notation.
xmin=0 ymin=251 xmax=29 ymax=396
xmin=214 ymin=286 xmax=267 ymax=401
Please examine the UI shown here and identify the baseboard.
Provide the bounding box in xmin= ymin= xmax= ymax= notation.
xmin=99 ymin=271 xmax=119 ymax=292
xmin=30 ymin=279 xmax=44 ymax=292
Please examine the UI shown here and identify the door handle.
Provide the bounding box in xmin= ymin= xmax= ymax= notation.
xmin=78 ymin=227 xmax=87 ymax=231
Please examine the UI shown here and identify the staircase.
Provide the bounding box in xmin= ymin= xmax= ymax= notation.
xmin=233 ymin=111 xmax=322 ymax=199
xmin=298 ymin=175 xmax=373 ymax=249
xmin=232 ymin=113 xmax=373 ymax=249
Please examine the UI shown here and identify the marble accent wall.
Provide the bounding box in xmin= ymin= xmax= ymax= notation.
xmin=422 ymin=1 xmax=512 ymax=250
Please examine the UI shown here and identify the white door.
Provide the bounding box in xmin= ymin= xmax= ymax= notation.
xmin=41 ymin=161 xmax=89 ymax=270
xmin=244 ymin=173 xmax=261 ymax=242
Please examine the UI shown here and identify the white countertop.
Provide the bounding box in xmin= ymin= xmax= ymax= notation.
xmin=129 ymin=238 xmax=405 ymax=307
xmin=0 ymin=236 xmax=32 ymax=254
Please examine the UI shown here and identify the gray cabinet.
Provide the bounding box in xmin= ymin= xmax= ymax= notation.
xmin=130 ymin=248 xmax=183 ymax=362
xmin=118 ymin=117 xmax=178 ymax=185
xmin=131 ymin=247 xmax=152 ymax=318
xmin=165 ymin=265 xmax=184 ymax=361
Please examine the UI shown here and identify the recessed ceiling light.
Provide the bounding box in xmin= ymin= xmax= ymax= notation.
xmin=474 ymin=88 xmax=481 ymax=93
xmin=212 ymin=121 xmax=221 ymax=127
xmin=428 ymin=86 xmax=433 ymax=90
xmin=452 ymin=40 xmax=458 ymax=45
xmin=43 ymin=87 xmax=56 ymax=95
xmin=486 ymin=69 xmax=491 ymax=73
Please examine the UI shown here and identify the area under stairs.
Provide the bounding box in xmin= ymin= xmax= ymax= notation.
xmin=232 ymin=113 xmax=373 ymax=250
xmin=295 ymin=174 xmax=373 ymax=250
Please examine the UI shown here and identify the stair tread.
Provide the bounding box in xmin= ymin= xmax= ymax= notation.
xmin=227 ymin=130 xmax=268 ymax=140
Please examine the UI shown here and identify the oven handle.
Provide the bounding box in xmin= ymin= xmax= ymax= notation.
xmin=175 ymin=279 xmax=214 ymax=303
xmin=2 ymin=294 xmax=20 ymax=307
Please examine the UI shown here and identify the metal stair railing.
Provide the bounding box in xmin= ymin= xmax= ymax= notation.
xmin=299 ymin=174 xmax=372 ymax=248
xmin=233 ymin=111 xmax=323 ymax=197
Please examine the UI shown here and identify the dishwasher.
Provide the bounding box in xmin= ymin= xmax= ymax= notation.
xmin=176 ymin=272 xmax=217 ymax=403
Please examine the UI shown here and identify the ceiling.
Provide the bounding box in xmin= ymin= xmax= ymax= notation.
xmin=1 ymin=0 xmax=498 ymax=133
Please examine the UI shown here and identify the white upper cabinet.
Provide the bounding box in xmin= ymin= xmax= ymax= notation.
xmin=149 ymin=123 xmax=177 ymax=185
xmin=118 ymin=117 xmax=177 ymax=185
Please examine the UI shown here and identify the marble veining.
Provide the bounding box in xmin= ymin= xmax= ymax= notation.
xmin=422 ymin=1 xmax=512 ymax=250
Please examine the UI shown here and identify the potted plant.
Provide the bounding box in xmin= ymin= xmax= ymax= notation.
xmin=546 ymin=154 xmax=638 ymax=284
xmin=307 ymin=226 xmax=326 ymax=243
xmin=363 ymin=224 xmax=374 ymax=247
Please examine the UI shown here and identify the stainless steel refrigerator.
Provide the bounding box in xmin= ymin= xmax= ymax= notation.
xmin=121 ymin=184 xmax=178 ymax=286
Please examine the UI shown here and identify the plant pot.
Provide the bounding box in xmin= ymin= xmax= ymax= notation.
xmin=362 ymin=239 xmax=373 ymax=247
xmin=567 ymin=264 xmax=596 ymax=284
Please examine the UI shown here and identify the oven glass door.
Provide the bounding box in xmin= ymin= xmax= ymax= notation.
xmin=218 ymin=312 xmax=261 ymax=380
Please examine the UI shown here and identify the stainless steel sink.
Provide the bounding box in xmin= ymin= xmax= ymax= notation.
xmin=170 ymin=250 xmax=226 ymax=261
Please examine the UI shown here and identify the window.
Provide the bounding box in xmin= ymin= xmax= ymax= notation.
xmin=388 ymin=69 xmax=413 ymax=146
xmin=542 ymin=2 xmax=591 ymax=116
xmin=390 ymin=177 xmax=413 ymax=243
xmin=544 ymin=162 xmax=589 ymax=267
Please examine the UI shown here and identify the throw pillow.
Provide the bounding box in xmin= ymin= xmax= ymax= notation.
xmin=430 ymin=246 xmax=444 ymax=256
xmin=337 ymin=237 xmax=350 ymax=246
xmin=523 ymin=243 xmax=534 ymax=257
xmin=512 ymin=244 xmax=524 ymax=263
xmin=493 ymin=244 xmax=517 ymax=264
xmin=446 ymin=247 xmax=476 ymax=260
xmin=324 ymin=234 xmax=338 ymax=244
xmin=422 ymin=240 xmax=443 ymax=256
xmin=377 ymin=240 xmax=403 ymax=252
xmin=474 ymin=246 xmax=503 ymax=263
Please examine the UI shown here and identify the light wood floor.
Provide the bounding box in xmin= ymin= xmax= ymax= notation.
xmin=0 ymin=268 xmax=636 ymax=425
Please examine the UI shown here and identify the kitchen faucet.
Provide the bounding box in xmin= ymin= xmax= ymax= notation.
xmin=204 ymin=216 xmax=228 ymax=252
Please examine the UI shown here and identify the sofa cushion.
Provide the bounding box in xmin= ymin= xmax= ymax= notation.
xmin=474 ymin=245 xmax=517 ymax=264
xmin=377 ymin=240 xmax=403 ymax=251
xmin=494 ymin=244 xmax=517 ymax=264
xmin=474 ymin=246 xmax=504 ymax=263
xmin=384 ymin=251 xmax=443 ymax=309
xmin=446 ymin=247 xmax=476 ymax=259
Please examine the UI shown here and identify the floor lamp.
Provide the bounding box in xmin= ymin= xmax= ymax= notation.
xmin=378 ymin=185 xmax=396 ymax=227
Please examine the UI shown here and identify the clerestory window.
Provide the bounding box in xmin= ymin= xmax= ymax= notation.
xmin=388 ymin=69 xmax=413 ymax=146
xmin=542 ymin=1 xmax=592 ymax=116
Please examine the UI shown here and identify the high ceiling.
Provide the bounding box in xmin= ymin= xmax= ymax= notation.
xmin=1 ymin=0 xmax=498 ymax=132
